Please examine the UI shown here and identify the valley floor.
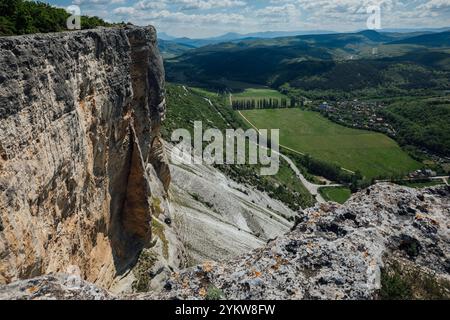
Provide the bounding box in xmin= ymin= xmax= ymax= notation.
xmin=239 ymin=108 xmax=422 ymax=179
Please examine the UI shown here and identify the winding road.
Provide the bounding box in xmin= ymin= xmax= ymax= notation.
xmin=236 ymin=110 xmax=342 ymax=203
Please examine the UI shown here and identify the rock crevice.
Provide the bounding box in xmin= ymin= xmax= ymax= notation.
xmin=0 ymin=26 xmax=170 ymax=288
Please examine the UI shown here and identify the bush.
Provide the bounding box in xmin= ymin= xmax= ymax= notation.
xmin=205 ymin=285 xmax=225 ymax=300
xmin=0 ymin=0 xmax=112 ymax=36
xmin=379 ymin=259 xmax=450 ymax=300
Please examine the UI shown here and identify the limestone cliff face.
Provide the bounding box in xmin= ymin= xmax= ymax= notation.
xmin=0 ymin=26 xmax=171 ymax=288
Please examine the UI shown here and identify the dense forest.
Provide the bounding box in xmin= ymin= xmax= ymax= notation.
xmin=0 ymin=0 xmax=113 ymax=36
xmin=381 ymin=99 xmax=450 ymax=157
xmin=165 ymin=31 xmax=450 ymax=98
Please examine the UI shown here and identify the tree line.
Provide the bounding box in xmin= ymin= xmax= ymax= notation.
xmin=0 ymin=0 xmax=115 ymax=36
xmin=286 ymin=151 xmax=370 ymax=192
xmin=232 ymin=97 xmax=298 ymax=110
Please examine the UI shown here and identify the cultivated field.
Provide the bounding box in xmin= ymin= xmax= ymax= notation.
xmin=240 ymin=108 xmax=422 ymax=179
xmin=232 ymin=88 xmax=288 ymax=100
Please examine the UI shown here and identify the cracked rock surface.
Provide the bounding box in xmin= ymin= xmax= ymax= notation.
xmin=144 ymin=183 xmax=450 ymax=300
xmin=2 ymin=184 xmax=448 ymax=300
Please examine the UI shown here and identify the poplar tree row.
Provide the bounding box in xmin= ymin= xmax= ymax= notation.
xmin=232 ymin=98 xmax=298 ymax=110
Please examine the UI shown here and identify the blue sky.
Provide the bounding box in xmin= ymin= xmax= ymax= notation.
xmin=47 ymin=0 xmax=450 ymax=38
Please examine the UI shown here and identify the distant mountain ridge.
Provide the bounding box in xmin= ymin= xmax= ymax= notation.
xmin=159 ymin=27 xmax=450 ymax=47
xmin=159 ymin=30 xmax=338 ymax=48
xmin=165 ymin=30 xmax=450 ymax=93
xmin=158 ymin=28 xmax=450 ymax=59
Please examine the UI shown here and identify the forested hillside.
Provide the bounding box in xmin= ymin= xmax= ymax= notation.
xmin=381 ymin=99 xmax=450 ymax=157
xmin=166 ymin=30 xmax=450 ymax=96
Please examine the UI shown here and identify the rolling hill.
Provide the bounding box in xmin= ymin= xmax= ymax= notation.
xmin=389 ymin=31 xmax=450 ymax=47
xmin=158 ymin=39 xmax=195 ymax=59
xmin=165 ymin=30 xmax=450 ymax=93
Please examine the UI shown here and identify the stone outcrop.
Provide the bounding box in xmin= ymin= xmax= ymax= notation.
xmin=0 ymin=26 xmax=171 ymax=288
xmin=145 ymin=184 xmax=450 ymax=300
xmin=0 ymin=274 xmax=114 ymax=300
xmin=1 ymin=184 xmax=449 ymax=300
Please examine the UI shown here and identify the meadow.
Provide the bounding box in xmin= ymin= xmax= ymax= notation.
xmin=319 ymin=187 xmax=352 ymax=204
xmin=232 ymin=88 xmax=288 ymax=99
xmin=240 ymin=108 xmax=422 ymax=179
xmin=395 ymin=180 xmax=444 ymax=189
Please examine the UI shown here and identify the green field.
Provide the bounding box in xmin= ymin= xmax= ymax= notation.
xmin=240 ymin=108 xmax=422 ymax=179
xmin=163 ymin=84 xmax=315 ymax=210
xmin=190 ymin=87 xmax=219 ymax=98
xmin=232 ymin=88 xmax=288 ymax=100
xmin=319 ymin=187 xmax=352 ymax=204
xmin=395 ymin=180 xmax=444 ymax=189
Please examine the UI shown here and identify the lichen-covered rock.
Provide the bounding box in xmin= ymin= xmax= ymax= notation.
xmin=0 ymin=26 xmax=173 ymax=289
xmin=1 ymin=184 xmax=449 ymax=300
xmin=146 ymin=184 xmax=450 ymax=300
xmin=0 ymin=274 xmax=114 ymax=300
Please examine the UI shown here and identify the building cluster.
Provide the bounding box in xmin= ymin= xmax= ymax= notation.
xmin=409 ymin=169 xmax=437 ymax=179
xmin=315 ymin=100 xmax=396 ymax=136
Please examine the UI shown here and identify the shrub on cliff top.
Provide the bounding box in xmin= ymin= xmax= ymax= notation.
xmin=0 ymin=0 xmax=112 ymax=36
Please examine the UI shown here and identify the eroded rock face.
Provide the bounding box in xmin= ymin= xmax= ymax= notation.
xmin=0 ymin=26 xmax=171 ymax=288
xmin=2 ymin=184 xmax=448 ymax=300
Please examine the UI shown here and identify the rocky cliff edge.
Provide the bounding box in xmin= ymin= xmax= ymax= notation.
xmin=1 ymin=184 xmax=449 ymax=300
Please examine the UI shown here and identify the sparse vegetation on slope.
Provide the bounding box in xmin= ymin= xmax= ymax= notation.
xmin=163 ymin=83 xmax=315 ymax=210
xmin=379 ymin=258 xmax=450 ymax=300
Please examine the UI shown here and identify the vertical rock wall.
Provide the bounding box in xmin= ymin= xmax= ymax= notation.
xmin=0 ymin=26 xmax=170 ymax=288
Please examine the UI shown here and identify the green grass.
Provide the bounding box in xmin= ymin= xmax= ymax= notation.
xmin=395 ymin=180 xmax=444 ymax=189
xmin=232 ymin=88 xmax=288 ymax=99
xmin=270 ymin=159 xmax=313 ymax=198
xmin=191 ymin=87 xmax=220 ymax=98
xmin=162 ymin=84 xmax=245 ymax=138
xmin=240 ymin=108 xmax=422 ymax=179
xmin=319 ymin=187 xmax=352 ymax=204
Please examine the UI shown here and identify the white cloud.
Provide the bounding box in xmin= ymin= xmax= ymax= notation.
xmin=171 ymin=0 xmax=247 ymax=10
xmin=114 ymin=6 xmax=137 ymax=15
xmin=418 ymin=0 xmax=450 ymax=10
xmin=73 ymin=0 xmax=125 ymax=5
xmin=255 ymin=4 xmax=301 ymax=24
xmin=77 ymin=0 xmax=450 ymax=38
xmin=135 ymin=1 xmax=167 ymax=10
